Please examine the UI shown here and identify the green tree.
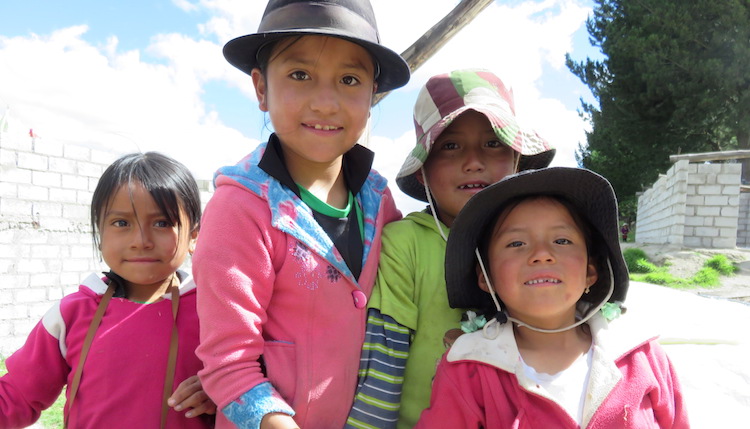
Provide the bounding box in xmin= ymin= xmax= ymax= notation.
xmin=568 ymin=0 xmax=750 ymax=202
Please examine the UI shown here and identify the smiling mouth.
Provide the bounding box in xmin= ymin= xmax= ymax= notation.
xmin=306 ymin=123 xmax=341 ymax=131
xmin=458 ymin=183 xmax=487 ymax=190
xmin=525 ymin=278 xmax=561 ymax=285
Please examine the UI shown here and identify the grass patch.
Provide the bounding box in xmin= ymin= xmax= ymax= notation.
xmin=1 ymin=357 xmax=65 ymax=428
xmin=627 ymin=248 xmax=737 ymax=290
xmin=705 ymin=254 xmax=739 ymax=275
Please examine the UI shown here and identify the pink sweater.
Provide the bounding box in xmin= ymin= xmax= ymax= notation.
xmin=416 ymin=313 xmax=689 ymax=428
xmin=194 ymin=150 xmax=400 ymax=428
xmin=0 ymin=272 xmax=211 ymax=429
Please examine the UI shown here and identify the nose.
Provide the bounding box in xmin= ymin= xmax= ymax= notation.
xmin=309 ymin=80 xmax=340 ymax=115
xmin=131 ymin=226 xmax=154 ymax=250
xmin=463 ymin=146 xmax=485 ymax=172
xmin=529 ymin=243 xmax=555 ymax=264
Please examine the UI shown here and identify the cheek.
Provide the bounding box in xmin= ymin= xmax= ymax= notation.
xmin=488 ymin=157 xmax=517 ymax=181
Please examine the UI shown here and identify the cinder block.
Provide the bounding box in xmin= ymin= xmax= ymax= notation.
xmin=48 ymin=157 xmax=76 ymax=174
xmin=0 ymin=167 xmax=32 ymax=184
xmin=705 ymin=196 xmax=729 ymax=206
xmin=18 ymin=184 xmax=48 ymax=201
xmin=76 ymin=161 xmax=102 ymax=178
xmin=17 ymin=152 xmax=48 ymax=170
xmin=62 ymin=174 xmax=89 ymax=191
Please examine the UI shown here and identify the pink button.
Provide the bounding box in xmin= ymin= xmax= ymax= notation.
xmin=352 ymin=290 xmax=367 ymax=309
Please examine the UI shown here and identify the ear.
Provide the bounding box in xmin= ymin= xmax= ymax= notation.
xmin=477 ymin=263 xmax=492 ymax=293
xmin=251 ymin=68 xmax=268 ymax=112
xmin=188 ymin=228 xmax=199 ymax=255
xmin=586 ymin=260 xmax=598 ymax=288
xmin=415 ymin=168 xmax=425 ymax=186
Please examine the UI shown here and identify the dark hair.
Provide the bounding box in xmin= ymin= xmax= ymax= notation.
xmin=476 ymin=194 xmax=610 ymax=312
xmin=90 ymin=152 xmax=201 ymax=252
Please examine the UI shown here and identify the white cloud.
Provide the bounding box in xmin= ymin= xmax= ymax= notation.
xmin=0 ymin=0 xmax=592 ymax=210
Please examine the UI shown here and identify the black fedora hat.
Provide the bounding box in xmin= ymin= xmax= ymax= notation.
xmin=223 ymin=0 xmax=410 ymax=94
xmin=446 ymin=167 xmax=629 ymax=311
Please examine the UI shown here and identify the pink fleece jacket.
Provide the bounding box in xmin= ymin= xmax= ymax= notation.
xmin=416 ymin=313 xmax=689 ymax=428
xmin=193 ymin=143 xmax=400 ymax=429
xmin=0 ymin=271 xmax=211 ymax=429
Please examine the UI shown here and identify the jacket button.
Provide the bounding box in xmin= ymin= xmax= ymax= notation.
xmin=352 ymin=290 xmax=367 ymax=309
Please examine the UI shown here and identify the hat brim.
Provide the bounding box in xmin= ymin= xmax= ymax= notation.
xmin=223 ymin=31 xmax=409 ymax=94
xmin=445 ymin=167 xmax=629 ymax=310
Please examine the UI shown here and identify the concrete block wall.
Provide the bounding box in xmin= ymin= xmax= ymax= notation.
xmin=738 ymin=191 xmax=750 ymax=248
xmin=683 ymin=163 xmax=741 ymax=248
xmin=636 ymin=159 xmax=743 ymax=248
xmin=0 ymin=131 xmax=214 ymax=357
xmin=636 ymin=160 xmax=689 ymax=245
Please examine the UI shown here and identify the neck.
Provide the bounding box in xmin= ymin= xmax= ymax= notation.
xmin=126 ymin=274 xmax=177 ymax=303
xmin=289 ymin=159 xmax=348 ymax=209
xmin=514 ymin=324 xmax=591 ymax=374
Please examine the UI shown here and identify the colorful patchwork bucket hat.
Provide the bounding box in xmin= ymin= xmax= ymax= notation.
xmin=222 ymin=0 xmax=410 ymax=93
xmin=396 ymin=69 xmax=556 ymax=202
xmin=445 ymin=167 xmax=629 ymax=315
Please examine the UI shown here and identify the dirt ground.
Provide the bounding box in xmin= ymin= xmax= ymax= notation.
xmin=621 ymin=242 xmax=750 ymax=304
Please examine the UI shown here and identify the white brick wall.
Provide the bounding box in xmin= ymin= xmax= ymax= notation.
xmin=637 ymin=159 xmax=743 ymax=249
xmin=738 ymin=192 xmax=750 ymax=248
xmin=0 ymin=131 xmax=214 ymax=357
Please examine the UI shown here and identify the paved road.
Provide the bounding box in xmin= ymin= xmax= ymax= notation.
xmin=626 ymin=281 xmax=750 ymax=428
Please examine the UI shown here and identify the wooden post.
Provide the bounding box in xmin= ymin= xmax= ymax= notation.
xmin=373 ymin=0 xmax=494 ymax=105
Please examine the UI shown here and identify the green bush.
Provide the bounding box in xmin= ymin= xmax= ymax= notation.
xmin=705 ymin=255 xmax=738 ymax=275
xmin=692 ymin=267 xmax=721 ymax=287
xmin=623 ymin=248 xmax=651 ymax=273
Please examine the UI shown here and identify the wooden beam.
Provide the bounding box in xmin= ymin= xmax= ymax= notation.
xmin=373 ymin=0 xmax=494 ymax=105
xmin=669 ymin=150 xmax=750 ymax=162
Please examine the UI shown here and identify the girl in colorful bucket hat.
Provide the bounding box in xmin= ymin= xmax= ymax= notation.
xmin=192 ymin=1 xmax=409 ymax=429
xmin=347 ymin=69 xmax=555 ymax=429
xmin=415 ymin=167 xmax=688 ymax=428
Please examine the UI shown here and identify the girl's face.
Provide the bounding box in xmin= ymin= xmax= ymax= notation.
xmin=99 ymin=181 xmax=197 ymax=297
xmin=251 ymin=35 xmax=376 ymax=176
xmin=419 ymin=110 xmax=517 ymax=227
xmin=479 ymin=197 xmax=598 ymax=329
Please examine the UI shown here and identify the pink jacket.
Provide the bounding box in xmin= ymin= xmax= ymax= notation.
xmin=194 ymin=143 xmax=400 ymax=429
xmin=416 ymin=313 xmax=689 ymax=428
xmin=0 ymin=272 xmax=210 ymax=429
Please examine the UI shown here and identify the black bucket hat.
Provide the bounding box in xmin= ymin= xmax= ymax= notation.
xmin=223 ymin=0 xmax=410 ymax=93
xmin=445 ymin=167 xmax=629 ymax=311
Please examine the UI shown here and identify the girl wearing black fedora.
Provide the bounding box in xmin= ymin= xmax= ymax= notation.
xmin=192 ymin=1 xmax=410 ymax=429
xmin=415 ymin=167 xmax=688 ymax=428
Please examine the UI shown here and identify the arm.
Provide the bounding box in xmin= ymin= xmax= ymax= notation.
xmin=648 ymin=343 xmax=690 ymax=428
xmin=193 ymin=185 xmax=294 ymax=427
xmin=0 ymin=305 xmax=68 ymax=428
xmin=346 ymin=220 xmax=418 ymax=429
xmin=345 ymin=309 xmax=410 ymax=429
xmin=414 ymin=356 xmax=482 ymax=429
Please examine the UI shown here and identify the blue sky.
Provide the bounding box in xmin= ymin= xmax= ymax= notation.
xmin=0 ymin=0 xmax=601 ymax=213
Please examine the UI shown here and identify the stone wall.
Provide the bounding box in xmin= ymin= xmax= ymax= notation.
xmin=635 ymin=160 xmax=689 ymax=245
xmin=738 ymin=191 xmax=750 ymax=248
xmin=0 ymin=131 xmax=213 ymax=357
xmin=636 ymin=159 xmax=743 ymax=248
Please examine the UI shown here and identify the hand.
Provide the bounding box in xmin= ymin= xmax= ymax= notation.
xmin=168 ymin=375 xmax=217 ymax=418
xmin=260 ymin=412 xmax=300 ymax=429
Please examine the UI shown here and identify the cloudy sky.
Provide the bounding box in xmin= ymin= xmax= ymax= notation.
xmin=0 ymin=0 xmax=600 ymax=213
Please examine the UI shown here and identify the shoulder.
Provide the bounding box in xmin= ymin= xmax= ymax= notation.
xmin=447 ymin=322 xmax=519 ymax=372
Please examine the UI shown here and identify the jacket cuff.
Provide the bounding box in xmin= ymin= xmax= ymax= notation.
xmin=222 ymin=382 xmax=295 ymax=429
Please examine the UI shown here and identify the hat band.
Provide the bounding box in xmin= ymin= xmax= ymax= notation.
xmin=259 ymin=3 xmax=380 ymax=44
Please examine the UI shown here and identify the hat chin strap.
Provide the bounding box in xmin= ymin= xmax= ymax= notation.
xmin=422 ymin=166 xmax=449 ymax=242
xmin=477 ymin=250 xmax=615 ymax=335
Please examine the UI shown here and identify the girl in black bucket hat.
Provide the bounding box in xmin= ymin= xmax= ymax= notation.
xmin=416 ymin=167 xmax=688 ymax=428
xmin=193 ymin=2 xmax=409 ymax=429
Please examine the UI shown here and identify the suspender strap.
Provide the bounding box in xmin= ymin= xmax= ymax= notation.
xmin=64 ymin=283 xmax=116 ymax=428
xmin=160 ymin=283 xmax=181 ymax=429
